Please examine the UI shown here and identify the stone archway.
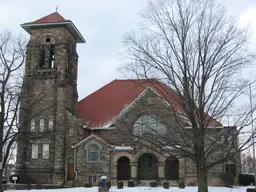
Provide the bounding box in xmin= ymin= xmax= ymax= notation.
xmin=117 ymin=157 xmax=131 ymax=180
xmin=111 ymin=152 xmax=134 ymax=185
xmin=138 ymin=153 xmax=158 ymax=180
xmin=165 ymin=157 xmax=179 ymax=180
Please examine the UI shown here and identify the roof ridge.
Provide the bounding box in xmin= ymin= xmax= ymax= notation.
xmin=78 ymin=79 xmax=159 ymax=103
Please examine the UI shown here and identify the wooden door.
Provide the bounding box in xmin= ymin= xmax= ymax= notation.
xmin=67 ymin=163 xmax=74 ymax=180
xmin=138 ymin=154 xmax=158 ymax=180
xmin=118 ymin=157 xmax=131 ymax=180
xmin=165 ymin=158 xmax=179 ymax=180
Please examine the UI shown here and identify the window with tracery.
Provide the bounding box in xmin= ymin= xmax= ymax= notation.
xmin=133 ymin=115 xmax=167 ymax=138
xmin=87 ymin=144 xmax=100 ymax=163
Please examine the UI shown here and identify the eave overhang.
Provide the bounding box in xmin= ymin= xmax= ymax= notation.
xmin=21 ymin=21 xmax=85 ymax=43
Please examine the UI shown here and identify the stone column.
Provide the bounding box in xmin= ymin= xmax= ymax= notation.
xmin=158 ymin=162 xmax=165 ymax=182
xmin=111 ymin=163 xmax=117 ymax=185
xmin=179 ymin=158 xmax=185 ymax=181
xmin=130 ymin=163 xmax=138 ymax=182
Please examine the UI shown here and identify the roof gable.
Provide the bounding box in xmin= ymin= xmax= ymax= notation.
xmin=72 ymin=133 xmax=110 ymax=148
xmin=78 ymin=79 xmax=222 ymax=128
xmin=109 ymin=86 xmax=170 ymax=127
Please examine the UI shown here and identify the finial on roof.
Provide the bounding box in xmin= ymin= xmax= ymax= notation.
xmin=56 ymin=6 xmax=58 ymax=12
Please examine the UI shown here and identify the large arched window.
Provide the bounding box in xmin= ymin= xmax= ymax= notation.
xmin=133 ymin=115 xmax=167 ymax=138
xmin=87 ymin=144 xmax=100 ymax=163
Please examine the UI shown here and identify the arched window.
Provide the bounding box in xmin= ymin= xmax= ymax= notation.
xmin=30 ymin=119 xmax=36 ymax=132
xmin=40 ymin=37 xmax=55 ymax=69
xmin=69 ymin=127 xmax=74 ymax=137
xmin=39 ymin=118 xmax=45 ymax=132
xmin=48 ymin=118 xmax=54 ymax=131
xmin=87 ymin=144 xmax=100 ymax=163
xmin=133 ymin=115 xmax=167 ymax=138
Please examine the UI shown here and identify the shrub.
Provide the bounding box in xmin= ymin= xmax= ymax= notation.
xmin=107 ymin=181 xmax=111 ymax=189
xmin=85 ymin=182 xmax=92 ymax=188
xmin=128 ymin=180 xmax=135 ymax=187
xmin=26 ymin=184 xmax=31 ymax=190
xmin=221 ymin=172 xmax=236 ymax=187
xmin=179 ymin=181 xmax=185 ymax=189
xmin=247 ymin=189 xmax=256 ymax=192
xmin=150 ymin=182 xmax=157 ymax=187
xmin=239 ymin=174 xmax=255 ymax=186
xmin=117 ymin=181 xmax=123 ymax=189
xmin=163 ymin=181 xmax=169 ymax=189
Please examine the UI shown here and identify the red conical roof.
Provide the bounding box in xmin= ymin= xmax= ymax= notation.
xmin=24 ymin=12 xmax=68 ymax=24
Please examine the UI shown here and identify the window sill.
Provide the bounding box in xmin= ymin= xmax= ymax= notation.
xmin=87 ymin=161 xmax=100 ymax=164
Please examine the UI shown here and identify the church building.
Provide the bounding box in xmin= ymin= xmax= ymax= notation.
xmin=16 ymin=12 xmax=238 ymax=186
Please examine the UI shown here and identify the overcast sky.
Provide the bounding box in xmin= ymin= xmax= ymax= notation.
xmin=1 ymin=0 xmax=256 ymax=100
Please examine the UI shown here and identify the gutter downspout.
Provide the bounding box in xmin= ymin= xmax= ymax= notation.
xmin=73 ymin=147 xmax=78 ymax=181
xmin=109 ymin=149 xmax=113 ymax=183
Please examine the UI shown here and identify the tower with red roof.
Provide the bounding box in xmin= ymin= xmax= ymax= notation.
xmin=16 ymin=12 xmax=85 ymax=184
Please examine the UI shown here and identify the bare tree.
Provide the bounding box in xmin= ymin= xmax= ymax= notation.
xmin=121 ymin=0 xmax=256 ymax=191
xmin=0 ymin=30 xmax=26 ymax=191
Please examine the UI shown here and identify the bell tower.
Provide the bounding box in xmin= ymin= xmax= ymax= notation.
xmin=16 ymin=12 xmax=85 ymax=184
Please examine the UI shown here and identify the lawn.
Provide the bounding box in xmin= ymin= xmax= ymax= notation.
xmin=5 ymin=186 xmax=252 ymax=192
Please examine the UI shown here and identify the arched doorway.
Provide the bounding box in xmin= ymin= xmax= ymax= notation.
xmin=117 ymin=157 xmax=131 ymax=180
xmin=165 ymin=157 xmax=179 ymax=180
xmin=138 ymin=153 xmax=158 ymax=180
xmin=66 ymin=158 xmax=74 ymax=180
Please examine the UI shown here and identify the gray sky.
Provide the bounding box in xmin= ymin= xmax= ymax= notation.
xmin=1 ymin=0 xmax=256 ymax=100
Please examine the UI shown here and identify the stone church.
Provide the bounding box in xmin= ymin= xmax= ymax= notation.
xmin=16 ymin=12 xmax=238 ymax=186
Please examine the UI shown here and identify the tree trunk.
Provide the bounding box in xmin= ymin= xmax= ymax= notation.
xmin=197 ymin=167 xmax=208 ymax=192
xmin=0 ymin=169 xmax=3 ymax=192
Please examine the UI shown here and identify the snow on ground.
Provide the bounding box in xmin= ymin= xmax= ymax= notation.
xmin=5 ymin=186 xmax=252 ymax=192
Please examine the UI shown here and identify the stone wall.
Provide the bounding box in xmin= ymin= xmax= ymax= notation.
xmin=75 ymin=138 xmax=111 ymax=186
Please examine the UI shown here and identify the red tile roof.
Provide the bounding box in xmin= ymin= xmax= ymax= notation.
xmin=77 ymin=79 xmax=222 ymax=128
xmin=24 ymin=12 xmax=68 ymax=25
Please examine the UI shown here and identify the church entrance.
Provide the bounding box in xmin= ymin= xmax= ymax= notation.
xmin=117 ymin=157 xmax=131 ymax=180
xmin=165 ymin=157 xmax=179 ymax=180
xmin=67 ymin=158 xmax=74 ymax=180
xmin=138 ymin=153 xmax=158 ymax=180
